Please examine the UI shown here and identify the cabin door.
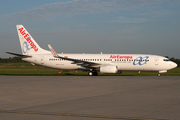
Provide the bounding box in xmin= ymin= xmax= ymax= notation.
xmin=41 ymin=56 xmax=44 ymax=65
xmin=155 ymin=57 xmax=159 ymax=65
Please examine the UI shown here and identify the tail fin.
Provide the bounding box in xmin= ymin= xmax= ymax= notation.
xmin=16 ymin=25 xmax=49 ymax=55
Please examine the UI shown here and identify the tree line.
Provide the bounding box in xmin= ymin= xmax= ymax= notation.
xmin=0 ymin=56 xmax=180 ymax=67
xmin=0 ymin=57 xmax=25 ymax=63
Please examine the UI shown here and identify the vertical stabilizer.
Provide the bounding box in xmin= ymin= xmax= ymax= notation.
xmin=16 ymin=25 xmax=49 ymax=55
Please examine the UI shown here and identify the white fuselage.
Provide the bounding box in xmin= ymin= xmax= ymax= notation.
xmin=7 ymin=25 xmax=177 ymax=76
xmin=22 ymin=53 xmax=177 ymax=73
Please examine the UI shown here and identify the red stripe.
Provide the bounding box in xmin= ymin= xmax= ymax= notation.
xmin=51 ymin=48 xmax=56 ymax=56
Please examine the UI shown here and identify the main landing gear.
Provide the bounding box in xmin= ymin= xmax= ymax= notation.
xmin=88 ymin=70 xmax=98 ymax=76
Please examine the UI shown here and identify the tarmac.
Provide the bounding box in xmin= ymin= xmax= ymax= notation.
xmin=0 ymin=76 xmax=180 ymax=120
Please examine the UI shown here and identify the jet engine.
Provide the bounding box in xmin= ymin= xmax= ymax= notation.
xmin=100 ymin=65 xmax=118 ymax=74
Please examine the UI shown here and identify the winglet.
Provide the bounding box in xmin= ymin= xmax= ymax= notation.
xmin=48 ymin=44 xmax=58 ymax=57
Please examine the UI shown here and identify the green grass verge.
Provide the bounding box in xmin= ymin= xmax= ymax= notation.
xmin=0 ymin=63 xmax=180 ymax=76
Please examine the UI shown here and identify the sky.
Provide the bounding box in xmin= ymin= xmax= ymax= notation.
xmin=0 ymin=0 xmax=180 ymax=58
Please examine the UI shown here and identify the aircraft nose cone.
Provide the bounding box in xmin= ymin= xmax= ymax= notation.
xmin=171 ymin=62 xmax=177 ymax=68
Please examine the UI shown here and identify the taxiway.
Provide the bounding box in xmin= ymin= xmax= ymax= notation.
xmin=0 ymin=76 xmax=180 ymax=120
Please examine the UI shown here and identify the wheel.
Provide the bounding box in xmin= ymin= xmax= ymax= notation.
xmin=88 ymin=71 xmax=98 ymax=76
xmin=158 ymin=73 xmax=161 ymax=77
xmin=88 ymin=71 xmax=93 ymax=76
xmin=93 ymin=71 xmax=98 ymax=76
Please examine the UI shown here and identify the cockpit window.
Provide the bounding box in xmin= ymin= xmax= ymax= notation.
xmin=164 ymin=59 xmax=170 ymax=62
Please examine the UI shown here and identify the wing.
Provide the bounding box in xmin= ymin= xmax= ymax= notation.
xmin=48 ymin=44 xmax=101 ymax=68
xmin=6 ymin=52 xmax=32 ymax=58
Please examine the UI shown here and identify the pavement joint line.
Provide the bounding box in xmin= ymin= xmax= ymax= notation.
xmin=0 ymin=110 xmax=165 ymax=120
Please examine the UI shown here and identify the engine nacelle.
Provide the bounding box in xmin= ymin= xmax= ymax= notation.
xmin=100 ymin=65 xmax=118 ymax=74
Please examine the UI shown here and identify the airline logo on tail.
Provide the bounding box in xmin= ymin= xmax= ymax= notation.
xmin=22 ymin=41 xmax=31 ymax=54
xmin=18 ymin=27 xmax=38 ymax=52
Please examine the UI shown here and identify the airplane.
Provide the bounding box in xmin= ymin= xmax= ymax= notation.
xmin=6 ymin=25 xmax=177 ymax=76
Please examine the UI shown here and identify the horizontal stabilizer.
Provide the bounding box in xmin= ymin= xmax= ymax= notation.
xmin=6 ymin=52 xmax=32 ymax=58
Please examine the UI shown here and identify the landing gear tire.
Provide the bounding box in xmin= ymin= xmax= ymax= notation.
xmin=88 ymin=71 xmax=98 ymax=76
xmin=88 ymin=71 xmax=93 ymax=76
xmin=158 ymin=73 xmax=161 ymax=77
xmin=93 ymin=71 xmax=98 ymax=76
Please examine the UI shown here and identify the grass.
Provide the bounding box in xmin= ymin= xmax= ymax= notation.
xmin=0 ymin=63 xmax=180 ymax=76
